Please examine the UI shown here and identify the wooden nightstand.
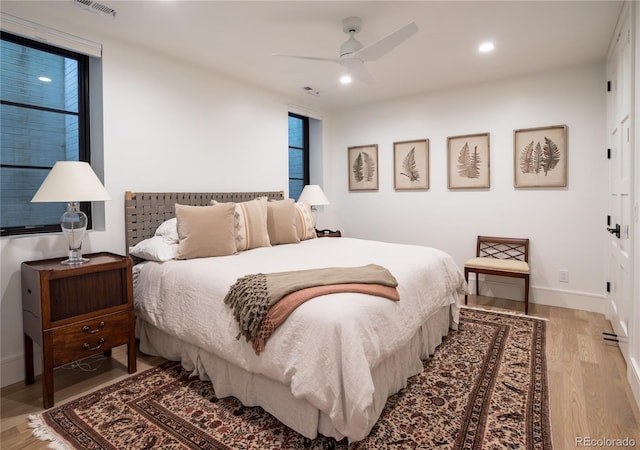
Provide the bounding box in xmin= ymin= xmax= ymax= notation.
xmin=21 ymin=252 xmax=136 ymax=408
xmin=316 ymin=228 xmax=341 ymax=238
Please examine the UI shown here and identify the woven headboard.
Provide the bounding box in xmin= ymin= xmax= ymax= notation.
xmin=124 ymin=191 xmax=284 ymax=252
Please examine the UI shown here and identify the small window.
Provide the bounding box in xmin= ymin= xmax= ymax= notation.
xmin=1 ymin=32 xmax=91 ymax=236
xmin=288 ymin=113 xmax=309 ymax=200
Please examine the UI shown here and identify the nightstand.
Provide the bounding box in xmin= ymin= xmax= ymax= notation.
xmin=21 ymin=252 xmax=136 ymax=408
xmin=316 ymin=228 xmax=341 ymax=238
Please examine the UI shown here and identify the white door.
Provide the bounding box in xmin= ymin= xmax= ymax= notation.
xmin=606 ymin=15 xmax=633 ymax=364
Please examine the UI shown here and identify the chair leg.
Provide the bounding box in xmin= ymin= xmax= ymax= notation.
xmin=464 ymin=268 xmax=469 ymax=305
xmin=524 ymin=275 xmax=529 ymax=315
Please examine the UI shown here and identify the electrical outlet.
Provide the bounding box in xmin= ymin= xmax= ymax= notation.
xmin=559 ymin=270 xmax=569 ymax=283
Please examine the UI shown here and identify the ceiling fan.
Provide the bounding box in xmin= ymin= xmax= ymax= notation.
xmin=273 ymin=17 xmax=418 ymax=84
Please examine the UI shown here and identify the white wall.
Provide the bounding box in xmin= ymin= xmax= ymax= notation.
xmin=322 ymin=64 xmax=608 ymax=313
xmin=0 ymin=23 xmax=291 ymax=387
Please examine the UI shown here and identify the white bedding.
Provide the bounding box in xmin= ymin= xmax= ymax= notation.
xmin=133 ymin=237 xmax=467 ymax=442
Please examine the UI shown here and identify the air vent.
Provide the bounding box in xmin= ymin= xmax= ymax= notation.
xmin=301 ymin=86 xmax=320 ymax=96
xmin=73 ymin=0 xmax=116 ymax=18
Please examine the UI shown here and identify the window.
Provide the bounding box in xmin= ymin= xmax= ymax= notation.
xmin=288 ymin=113 xmax=309 ymax=200
xmin=1 ymin=32 xmax=91 ymax=236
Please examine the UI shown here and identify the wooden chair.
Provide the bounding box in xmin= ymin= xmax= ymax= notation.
xmin=464 ymin=236 xmax=530 ymax=314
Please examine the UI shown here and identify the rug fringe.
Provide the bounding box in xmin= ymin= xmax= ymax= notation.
xmin=461 ymin=305 xmax=549 ymax=321
xmin=28 ymin=414 xmax=72 ymax=450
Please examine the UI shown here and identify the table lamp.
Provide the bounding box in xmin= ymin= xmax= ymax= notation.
xmin=31 ymin=161 xmax=111 ymax=265
xmin=297 ymin=184 xmax=330 ymax=227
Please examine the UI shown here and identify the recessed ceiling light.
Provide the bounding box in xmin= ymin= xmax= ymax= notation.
xmin=340 ymin=74 xmax=352 ymax=85
xmin=479 ymin=41 xmax=495 ymax=53
xmin=38 ymin=76 xmax=52 ymax=82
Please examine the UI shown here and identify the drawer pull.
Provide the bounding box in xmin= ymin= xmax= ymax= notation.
xmin=83 ymin=338 xmax=105 ymax=351
xmin=82 ymin=321 xmax=105 ymax=334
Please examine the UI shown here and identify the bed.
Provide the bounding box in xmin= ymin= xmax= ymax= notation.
xmin=125 ymin=191 xmax=468 ymax=443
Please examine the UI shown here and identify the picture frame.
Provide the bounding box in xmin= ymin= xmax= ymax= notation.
xmin=514 ymin=125 xmax=567 ymax=188
xmin=393 ymin=139 xmax=429 ymax=190
xmin=348 ymin=144 xmax=379 ymax=191
xmin=447 ymin=132 xmax=490 ymax=189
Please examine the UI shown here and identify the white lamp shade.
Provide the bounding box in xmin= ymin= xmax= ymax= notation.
xmin=298 ymin=184 xmax=330 ymax=206
xmin=31 ymin=161 xmax=111 ymax=202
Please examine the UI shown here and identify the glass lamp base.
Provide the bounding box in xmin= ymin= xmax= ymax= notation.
xmin=61 ymin=202 xmax=89 ymax=265
xmin=61 ymin=257 xmax=90 ymax=265
xmin=61 ymin=248 xmax=89 ymax=265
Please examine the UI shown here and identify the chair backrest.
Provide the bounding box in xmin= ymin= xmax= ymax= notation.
xmin=476 ymin=236 xmax=529 ymax=262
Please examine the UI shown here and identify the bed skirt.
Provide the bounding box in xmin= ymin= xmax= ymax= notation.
xmin=135 ymin=304 xmax=455 ymax=442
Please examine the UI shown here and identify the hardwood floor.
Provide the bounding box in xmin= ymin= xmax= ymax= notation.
xmin=2 ymin=296 xmax=639 ymax=449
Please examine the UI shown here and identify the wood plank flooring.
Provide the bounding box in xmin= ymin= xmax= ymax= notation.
xmin=2 ymin=296 xmax=639 ymax=449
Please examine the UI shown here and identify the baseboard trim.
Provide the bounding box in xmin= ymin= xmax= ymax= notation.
xmin=629 ymin=356 xmax=640 ymax=412
xmin=468 ymin=275 xmax=605 ymax=314
xmin=531 ymin=286 xmax=605 ymax=314
xmin=1 ymin=349 xmax=41 ymax=389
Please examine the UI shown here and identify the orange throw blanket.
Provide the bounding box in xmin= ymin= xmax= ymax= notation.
xmin=253 ymin=283 xmax=400 ymax=354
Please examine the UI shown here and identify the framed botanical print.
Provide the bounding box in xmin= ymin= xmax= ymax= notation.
xmin=447 ymin=133 xmax=490 ymax=189
xmin=394 ymin=139 xmax=429 ymax=190
xmin=348 ymin=144 xmax=378 ymax=191
xmin=514 ymin=125 xmax=567 ymax=188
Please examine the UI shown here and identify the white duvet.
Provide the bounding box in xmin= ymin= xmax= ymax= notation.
xmin=134 ymin=237 xmax=467 ymax=441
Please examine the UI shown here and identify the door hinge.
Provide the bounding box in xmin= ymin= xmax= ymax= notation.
xmin=607 ymin=148 xmax=612 ymax=159
xmin=606 ymin=281 xmax=611 ymax=293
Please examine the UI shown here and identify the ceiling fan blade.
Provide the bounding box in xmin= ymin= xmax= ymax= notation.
xmin=354 ymin=21 xmax=418 ymax=62
xmin=271 ymin=53 xmax=339 ymax=63
xmin=348 ymin=63 xmax=375 ymax=84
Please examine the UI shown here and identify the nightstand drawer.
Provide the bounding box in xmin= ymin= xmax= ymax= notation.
xmin=51 ymin=312 xmax=131 ymax=366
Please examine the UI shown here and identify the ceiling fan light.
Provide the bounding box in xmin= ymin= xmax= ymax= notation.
xmin=479 ymin=41 xmax=495 ymax=53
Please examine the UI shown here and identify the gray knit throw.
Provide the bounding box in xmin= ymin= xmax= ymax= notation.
xmin=224 ymin=264 xmax=398 ymax=343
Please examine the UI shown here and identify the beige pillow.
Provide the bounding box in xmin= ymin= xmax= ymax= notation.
xmin=174 ymin=203 xmax=236 ymax=259
xmin=294 ymin=202 xmax=317 ymax=241
xmin=212 ymin=198 xmax=271 ymax=251
xmin=267 ymin=199 xmax=300 ymax=245
xmin=237 ymin=198 xmax=271 ymax=250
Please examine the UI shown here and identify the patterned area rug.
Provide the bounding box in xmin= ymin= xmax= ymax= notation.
xmin=30 ymin=308 xmax=552 ymax=449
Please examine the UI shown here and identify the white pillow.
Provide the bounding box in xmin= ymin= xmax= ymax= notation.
xmin=154 ymin=217 xmax=179 ymax=244
xmin=129 ymin=235 xmax=179 ymax=262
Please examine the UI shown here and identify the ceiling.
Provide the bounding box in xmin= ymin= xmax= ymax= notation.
xmin=2 ymin=1 xmax=625 ymax=111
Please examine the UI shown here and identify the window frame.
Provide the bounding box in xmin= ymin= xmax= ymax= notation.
xmin=0 ymin=31 xmax=92 ymax=237
xmin=288 ymin=112 xmax=310 ymax=200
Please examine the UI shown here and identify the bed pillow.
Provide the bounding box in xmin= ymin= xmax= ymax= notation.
xmin=154 ymin=217 xmax=179 ymax=244
xmin=212 ymin=198 xmax=271 ymax=251
xmin=174 ymin=203 xmax=236 ymax=259
xmin=236 ymin=198 xmax=271 ymax=250
xmin=129 ymin=236 xmax=178 ymax=262
xmin=294 ymin=202 xmax=317 ymax=241
xmin=266 ymin=199 xmax=300 ymax=245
